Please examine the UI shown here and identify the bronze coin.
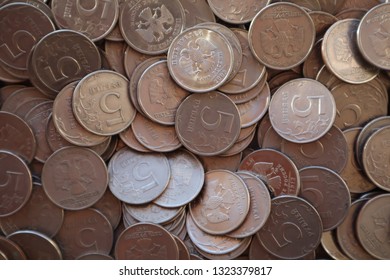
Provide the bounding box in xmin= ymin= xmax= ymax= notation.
xmin=42 ymin=146 xmax=108 ymax=210
xmin=309 ymin=11 xmax=338 ymax=38
xmin=0 ymin=111 xmax=36 ymax=164
xmin=4 ymin=0 xmax=54 ymax=21
xmin=167 ymin=26 xmax=234 ymax=92
xmin=303 ymin=39 xmax=324 ymax=79
xmin=321 ymin=230 xmax=350 ymax=260
xmin=0 ymin=183 xmax=64 ymax=237
xmin=281 ymin=125 xmax=349 ymax=173
xmin=175 ymin=91 xmax=241 ymax=156
xmin=0 ymin=236 xmax=26 ymax=260
xmin=153 ymin=149 xmax=205 ymax=208
xmin=284 ymin=0 xmax=321 ymax=11
xmin=77 ymin=253 xmax=113 ymax=260
xmin=123 ymin=45 xmax=154 ymax=79
xmin=115 ymin=222 xmax=179 ymax=260
xmin=198 ymin=153 xmax=242 ymax=173
xmin=178 ymin=0 xmax=215 ymax=29
xmin=8 ymin=230 xmax=62 ymax=259
xmin=322 ymin=18 xmax=379 ymax=84
xmin=119 ymin=124 xmax=152 ymax=153
xmin=269 ymin=78 xmax=336 ymax=143
xmin=0 ymin=63 xmax=25 ymax=83
xmin=55 ymin=208 xmax=113 ymax=259
xmin=257 ymin=195 xmax=323 ymax=259
xmin=0 ymin=151 xmax=32 ymax=217
xmin=105 ymin=22 xmax=124 ymax=42
xmin=92 ymin=189 xmax=122 ymax=230
xmin=299 ymin=166 xmax=351 ymax=231
xmin=336 ymin=199 xmax=375 ymax=259
xmin=51 ymin=0 xmax=119 ymax=41
xmin=256 ymin=114 xmax=272 ymax=148
xmin=104 ymin=40 xmax=127 ymax=76
xmin=356 ymin=193 xmax=390 ymax=259
xmin=137 ymin=60 xmax=189 ymax=125
xmin=239 ymin=148 xmax=301 ymax=196
xmin=249 ymin=2 xmax=315 ymax=70
xmin=189 ymin=170 xmax=250 ymax=235
xmin=108 ymin=147 xmax=170 ymax=204
xmin=124 ymin=203 xmax=182 ymax=225
xmin=119 ymin=0 xmax=185 ymax=55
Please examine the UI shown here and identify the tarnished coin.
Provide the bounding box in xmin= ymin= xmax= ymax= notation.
xmin=339 ymin=0 xmax=383 ymax=11
xmin=299 ymin=166 xmax=351 ymax=231
xmin=0 ymin=236 xmax=26 ymax=260
xmin=249 ymin=2 xmax=315 ymax=70
xmin=46 ymin=114 xmax=74 ymax=152
xmin=0 ymin=151 xmax=32 ymax=217
xmin=0 ymin=84 xmax=25 ymax=106
xmin=220 ymin=128 xmax=256 ymax=157
xmin=119 ymin=0 xmax=185 ymax=55
xmin=115 ymin=222 xmax=179 ymax=260
xmin=178 ymin=0 xmax=215 ymax=29
xmin=51 ymin=0 xmax=119 ymax=41
xmin=55 ymin=208 xmax=113 ymax=260
xmin=315 ymin=65 xmax=343 ymax=89
xmin=108 ymin=147 xmax=170 ymax=204
xmin=257 ymin=195 xmax=323 ymax=259
xmin=356 ymin=193 xmax=390 ymax=259
xmin=92 ymin=189 xmax=122 ymax=230
xmin=189 ymin=170 xmax=250 ymax=235
xmin=167 ymin=27 xmax=234 ymax=92
xmin=335 ymin=7 xmax=368 ymax=20
xmin=153 ymin=149 xmax=205 ymax=208
xmin=261 ymin=126 xmax=283 ymax=151
xmin=269 ymin=78 xmax=336 ymax=143
xmin=42 ymin=147 xmax=108 ymax=210
xmin=8 ymin=230 xmax=62 ymax=260
xmin=322 ymin=18 xmax=379 ymax=84
xmin=321 ymin=230 xmax=350 ymax=260
xmin=73 ymin=70 xmax=136 ymax=136
xmin=239 ymin=149 xmax=301 ymax=196
xmin=175 ymin=91 xmax=241 ymax=156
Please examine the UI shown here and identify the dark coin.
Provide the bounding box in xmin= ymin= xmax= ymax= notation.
xmin=303 ymin=39 xmax=324 ymax=79
xmin=309 ymin=11 xmax=338 ymax=37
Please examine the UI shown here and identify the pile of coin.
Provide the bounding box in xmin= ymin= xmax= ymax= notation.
xmin=0 ymin=0 xmax=390 ymax=260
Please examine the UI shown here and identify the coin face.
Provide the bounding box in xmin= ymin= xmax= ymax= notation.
xmin=73 ymin=70 xmax=136 ymax=136
xmin=167 ymin=27 xmax=234 ymax=92
xmin=249 ymin=2 xmax=315 ymax=70
xmin=119 ymin=0 xmax=185 ymax=55
xmin=175 ymin=91 xmax=241 ymax=156
xmin=269 ymin=78 xmax=336 ymax=143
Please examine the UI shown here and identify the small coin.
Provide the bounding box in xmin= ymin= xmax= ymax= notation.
xmin=269 ymin=78 xmax=336 ymax=143
xmin=0 ymin=236 xmax=26 ymax=260
xmin=0 ymin=151 xmax=32 ymax=217
xmin=189 ymin=169 xmax=250 ymax=235
xmin=108 ymin=147 xmax=170 ymax=204
xmin=356 ymin=193 xmax=390 ymax=259
xmin=115 ymin=222 xmax=179 ymax=260
xmin=42 ymin=147 xmax=108 ymax=210
xmin=220 ymin=127 xmax=256 ymax=157
xmin=261 ymin=126 xmax=284 ymax=151
xmin=175 ymin=91 xmax=241 ymax=156
xmin=339 ymin=0 xmax=383 ymax=12
xmin=321 ymin=230 xmax=350 ymax=260
xmin=119 ymin=124 xmax=152 ymax=153
xmin=46 ymin=114 xmax=74 ymax=152
xmin=256 ymin=114 xmax=272 ymax=148
xmin=0 ymin=85 xmax=25 ymax=107
xmin=178 ymin=0 xmax=215 ymax=29
xmin=198 ymin=153 xmax=242 ymax=173
xmin=315 ymin=65 xmax=343 ymax=89
xmin=92 ymin=189 xmax=122 ymax=230
xmin=0 ymin=63 xmax=25 ymax=83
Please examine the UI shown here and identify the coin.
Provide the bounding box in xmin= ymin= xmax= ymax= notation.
xmin=172 ymin=234 xmax=190 ymax=260
xmin=225 ymin=74 xmax=268 ymax=105
xmin=335 ymin=7 xmax=368 ymax=20
xmin=309 ymin=11 xmax=338 ymax=38
xmin=42 ymin=146 xmax=108 ymax=210
xmin=46 ymin=114 xmax=75 ymax=152
xmin=261 ymin=126 xmax=284 ymax=151
xmin=124 ymin=203 xmax=182 ymax=225
xmin=339 ymin=0 xmax=384 ymax=11
xmin=92 ymin=189 xmax=122 ymax=230
xmin=195 ymin=236 xmax=252 ymax=260
xmin=249 ymin=2 xmax=315 ymax=70
xmin=175 ymin=91 xmax=241 ymax=156
xmin=119 ymin=124 xmax=152 ymax=153
xmin=303 ymin=39 xmax=324 ymax=79
xmin=189 ymin=169 xmax=250 ymax=235
xmin=119 ymin=0 xmax=185 ymax=55
xmin=178 ymin=0 xmax=215 ymax=29
xmin=269 ymin=78 xmax=336 ymax=143
xmin=317 ymin=0 xmax=346 ymax=15
xmin=315 ymin=65 xmax=343 ymax=89
xmin=321 ymin=230 xmax=350 ymax=260
xmin=115 ymin=222 xmax=179 ymax=260
xmin=0 ymin=85 xmax=25 ymax=107
xmin=0 ymin=236 xmax=26 ymax=260
xmin=257 ymin=195 xmax=323 ymax=259
xmin=77 ymin=253 xmax=113 ymax=260
xmin=123 ymin=45 xmax=154 ymax=79
xmin=104 ymin=40 xmax=127 ymax=76
xmin=167 ymin=26 xmax=234 ymax=92
xmin=220 ymin=127 xmax=256 ymax=157
xmin=198 ymin=153 xmax=242 ymax=173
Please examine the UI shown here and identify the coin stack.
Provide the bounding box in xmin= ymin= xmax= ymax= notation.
xmin=0 ymin=0 xmax=389 ymax=260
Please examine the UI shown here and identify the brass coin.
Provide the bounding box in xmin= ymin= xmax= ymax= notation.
xmin=178 ymin=0 xmax=216 ymax=29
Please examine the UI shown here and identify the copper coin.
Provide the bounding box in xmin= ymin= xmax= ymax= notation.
xmin=303 ymin=39 xmax=324 ymax=79
xmin=225 ymin=74 xmax=268 ymax=105
xmin=249 ymin=2 xmax=315 ymax=70
xmin=356 ymin=193 xmax=390 ymax=259
xmin=119 ymin=0 xmax=185 ymax=55
xmin=189 ymin=170 xmax=250 ymax=235
xmin=257 ymin=195 xmax=323 ymax=259
xmin=124 ymin=45 xmax=154 ymax=79
xmin=0 ymin=250 xmax=7 ymax=259
xmin=309 ymin=11 xmax=338 ymax=38
xmin=269 ymin=78 xmax=336 ymax=143
xmin=299 ymin=166 xmax=351 ymax=231
xmin=119 ymin=124 xmax=152 ymax=153
xmin=115 ymin=222 xmax=179 ymax=260
xmin=0 ymin=111 xmax=36 ymax=164
xmin=4 ymin=0 xmax=54 ymax=21
xmin=104 ymin=40 xmax=127 ymax=76
xmin=30 ymin=29 xmax=101 ymax=95
xmin=77 ymin=253 xmax=113 ymax=260
xmin=0 ymin=183 xmax=64 ymax=237
xmin=55 ymin=208 xmax=113 ymax=259
xmin=237 ymin=123 xmax=258 ymax=142
xmin=256 ymin=114 xmax=272 ymax=148
xmin=195 ymin=236 xmax=252 ymax=260
xmin=336 ymin=199 xmax=375 ymax=259
xmin=153 ymin=149 xmax=205 ymax=208
xmin=0 ymin=3 xmax=55 ymax=71
xmin=198 ymin=153 xmax=242 ymax=173
xmin=137 ymin=60 xmax=189 ymax=125
xmin=51 ymin=0 xmax=119 ymax=41
xmin=285 ymin=0 xmax=321 ymax=11
xmin=340 ymin=128 xmax=376 ymax=193
xmin=358 ymin=3 xmax=390 ymax=70
xmin=8 ymin=230 xmax=62 ymax=259
xmin=281 ymin=125 xmax=349 ymax=173
xmin=322 ymin=18 xmax=379 ymax=84
xmin=108 ymin=147 xmax=170 ymax=204
xmin=167 ymin=26 xmax=234 ymax=92
xmin=179 ymin=0 xmax=215 ymax=29
xmin=124 ymin=203 xmax=182 ymax=225
xmin=92 ymin=189 xmax=122 ymax=230
xmin=0 ymin=63 xmax=25 ymax=83
xmin=175 ymin=91 xmax=241 ymax=156
xmin=321 ymin=230 xmax=350 ymax=260
xmin=206 ymin=0 xmax=270 ymax=24
xmin=42 ymin=146 xmax=108 ymax=210
xmin=227 ymin=171 xmax=271 ymax=239
xmin=0 ymin=60 xmax=29 ymax=80
xmin=73 ymin=70 xmax=136 ymax=136
xmin=239 ymin=148 xmax=301 ymax=196
xmin=0 ymin=236 xmax=26 ymax=260
xmin=0 ymin=151 xmax=32 ymax=217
